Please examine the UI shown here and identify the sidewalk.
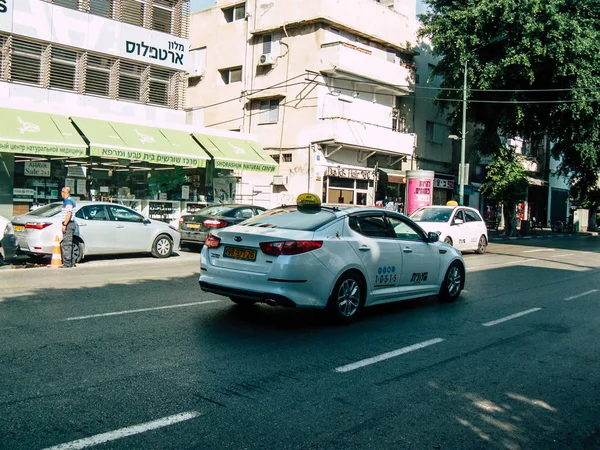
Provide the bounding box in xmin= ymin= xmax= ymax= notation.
xmin=489 ymin=227 xmax=599 ymax=241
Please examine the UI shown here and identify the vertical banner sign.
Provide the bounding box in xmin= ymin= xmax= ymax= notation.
xmin=405 ymin=170 xmax=435 ymax=215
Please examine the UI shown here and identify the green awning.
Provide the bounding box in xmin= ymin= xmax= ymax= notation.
xmin=71 ymin=117 xmax=210 ymax=168
xmin=0 ymin=107 xmax=87 ymax=157
xmin=193 ymin=133 xmax=278 ymax=173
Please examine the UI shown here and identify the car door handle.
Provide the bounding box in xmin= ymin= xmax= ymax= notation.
xmin=358 ymin=245 xmax=370 ymax=251
xmin=116 ymin=225 xmax=125 ymax=228
xmin=79 ymin=223 xmax=87 ymax=227
xmin=402 ymin=248 xmax=413 ymax=253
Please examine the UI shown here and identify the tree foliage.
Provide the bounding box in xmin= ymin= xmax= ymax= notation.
xmin=419 ymin=0 xmax=600 ymax=206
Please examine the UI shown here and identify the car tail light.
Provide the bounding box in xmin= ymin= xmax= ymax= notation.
xmin=179 ymin=217 xmax=185 ymax=225
xmin=205 ymin=233 xmax=221 ymax=248
xmin=203 ymin=219 xmax=228 ymax=228
xmin=259 ymin=240 xmax=323 ymax=256
xmin=24 ymin=222 xmax=53 ymax=230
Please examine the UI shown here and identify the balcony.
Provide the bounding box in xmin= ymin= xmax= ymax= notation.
xmin=319 ymin=42 xmax=415 ymax=90
xmin=309 ymin=117 xmax=416 ymax=157
xmin=252 ymin=0 xmax=415 ymax=51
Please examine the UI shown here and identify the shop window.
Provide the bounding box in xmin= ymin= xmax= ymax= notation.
xmin=282 ymin=153 xmax=292 ymax=162
xmin=52 ymin=0 xmax=78 ymax=10
xmin=328 ymin=177 xmax=354 ymax=189
xmin=119 ymin=61 xmax=144 ymax=101
xmin=257 ymin=99 xmax=279 ymax=124
xmin=85 ymin=54 xmax=113 ymax=97
xmin=152 ymin=0 xmax=174 ymax=34
xmin=149 ymin=67 xmax=171 ymax=106
xmin=121 ymin=0 xmax=144 ymax=27
xmin=89 ymin=0 xmax=113 ymax=18
xmin=426 ymin=121 xmax=445 ymax=144
xmin=356 ymin=180 xmax=369 ymax=190
xmin=223 ymin=4 xmax=245 ymax=22
xmin=11 ymin=39 xmax=43 ymax=85
xmin=219 ymin=66 xmax=242 ymax=84
xmin=50 ymin=47 xmax=78 ymax=91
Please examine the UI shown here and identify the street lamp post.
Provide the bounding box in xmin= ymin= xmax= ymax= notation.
xmin=449 ymin=60 xmax=468 ymax=206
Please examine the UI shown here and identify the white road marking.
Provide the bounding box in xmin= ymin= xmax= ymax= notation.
xmin=63 ymin=300 xmax=222 ymax=321
xmin=554 ymin=253 xmax=574 ymax=257
xmin=335 ymin=338 xmax=444 ymax=373
xmin=523 ymin=249 xmax=555 ymax=253
xmin=42 ymin=411 xmax=200 ymax=450
xmin=467 ymin=258 xmax=537 ymax=272
xmin=565 ymin=289 xmax=598 ymax=301
xmin=482 ymin=308 xmax=542 ymax=327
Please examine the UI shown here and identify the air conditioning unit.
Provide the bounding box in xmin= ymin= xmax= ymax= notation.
xmin=258 ymin=53 xmax=274 ymax=66
xmin=272 ymin=175 xmax=287 ymax=186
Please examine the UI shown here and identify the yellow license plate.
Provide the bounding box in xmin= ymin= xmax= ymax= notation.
xmin=224 ymin=246 xmax=257 ymax=261
xmin=14 ymin=225 xmax=24 ymax=232
xmin=187 ymin=223 xmax=201 ymax=229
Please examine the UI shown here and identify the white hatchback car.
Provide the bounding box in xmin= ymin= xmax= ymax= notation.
xmin=199 ymin=195 xmax=466 ymax=323
xmin=409 ymin=206 xmax=488 ymax=254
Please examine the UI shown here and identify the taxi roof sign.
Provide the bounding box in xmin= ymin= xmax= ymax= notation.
xmin=446 ymin=200 xmax=458 ymax=206
xmin=296 ymin=193 xmax=321 ymax=206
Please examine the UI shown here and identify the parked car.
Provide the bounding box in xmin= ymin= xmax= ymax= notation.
xmin=179 ymin=204 xmax=267 ymax=250
xmin=199 ymin=194 xmax=465 ymax=323
xmin=11 ymin=202 xmax=181 ymax=263
xmin=409 ymin=205 xmax=488 ymax=254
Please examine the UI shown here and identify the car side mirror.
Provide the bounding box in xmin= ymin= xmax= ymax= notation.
xmin=143 ymin=218 xmax=151 ymax=225
xmin=453 ymin=219 xmax=464 ymax=225
xmin=427 ymin=232 xmax=439 ymax=243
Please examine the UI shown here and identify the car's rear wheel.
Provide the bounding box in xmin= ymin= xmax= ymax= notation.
xmin=438 ymin=261 xmax=464 ymax=302
xmin=476 ymin=235 xmax=487 ymax=254
xmin=327 ymin=272 xmax=365 ymax=324
xmin=229 ymin=297 xmax=257 ymax=307
xmin=444 ymin=236 xmax=453 ymax=245
xmin=60 ymin=239 xmax=83 ymax=265
xmin=152 ymin=235 xmax=173 ymax=258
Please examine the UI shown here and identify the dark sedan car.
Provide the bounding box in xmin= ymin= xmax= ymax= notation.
xmin=179 ymin=204 xmax=267 ymax=250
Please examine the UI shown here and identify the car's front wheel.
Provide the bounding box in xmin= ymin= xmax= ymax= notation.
xmin=476 ymin=235 xmax=487 ymax=254
xmin=444 ymin=236 xmax=453 ymax=245
xmin=438 ymin=261 xmax=464 ymax=302
xmin=152 ymin=235 xmax=173 ymax=258
xmin=327 ymin=272 xmax=365 ymax=324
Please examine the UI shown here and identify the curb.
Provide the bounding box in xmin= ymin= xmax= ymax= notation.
xmin=490 ymin=232 xmax=599 ymax=241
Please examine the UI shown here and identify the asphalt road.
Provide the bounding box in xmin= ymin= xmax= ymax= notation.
xmin=1 ymin=238 xmax=599 ymax=450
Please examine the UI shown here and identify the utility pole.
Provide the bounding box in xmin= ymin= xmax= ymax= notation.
xmin=459 ymin=59 xmax=467 ymax=206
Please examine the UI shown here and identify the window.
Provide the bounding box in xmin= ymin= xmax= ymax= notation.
xmin=234 ymin=208 xmax=254 ymax=219
xmin=453 ymin=210 xmax=465 ymax=224
xmin=386 ymin=50 xmax=396 ymax=63
xmin=258 ymin=99 xmax=279 ymax=124
xmin=427 ymin=63 xmax=442 ymax=85
xmin=219 ymin=66 xmax=242 ymax=84
xmin=426 ymin=121 xmax=445 ymax=144
xmin=464 ymin=209 xmax=482 ymax=222
xmin=149 ymin=67 xmax=171 ymax=106
xmin=11 ymin=39 xmax=43 ymax=85
xmin=89 ymin=0 xmax=113 ymax=18
xmin=77 ymin=205 xmax=109 ymax=221
xmin=109 ymin=206 xmax=144 ymax=223
xmin=387 ymin=216 xmax=423 ymax=241
xmin=121 ymin=0 xmax=144 ymax=27
xmin=270 ymin=154 xmax=280 ymax=164
xmin=223 ymin=4 xmax=245 ymax=22
xmin=50 ymin=47 xmax=78 ymax=91
xmin=52 ymin=0 xmax=78 ymax=10
xmin=152 ymin=0 xmax=174 ymax=34
xmin=262 ymin=34 xmax=272 ymax=54
xmin=282 ymin=153 xmax=292 ymax=162
xmin=349 ymin=215 xmax=391 ymax=238
xmin=85 ymin=54 xmax=113 ymax=97
xmin=119 ymin=61 xmax=144 ymax=101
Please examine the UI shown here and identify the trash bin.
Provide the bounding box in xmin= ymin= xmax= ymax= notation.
xmin=520 ymin=219 xmax=531 ymax=236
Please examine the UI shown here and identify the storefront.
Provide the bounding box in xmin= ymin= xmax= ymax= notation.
xmin=0 ymin=107 xmax=278 ymax=222
xmin=433 ymin=173 xmax=455 ymax=205
xmin=321 ymin=165 xmax=375 ymax=205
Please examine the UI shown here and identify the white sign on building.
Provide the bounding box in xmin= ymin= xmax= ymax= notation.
xmin=24 ymin=161 xmax=51 ymax=177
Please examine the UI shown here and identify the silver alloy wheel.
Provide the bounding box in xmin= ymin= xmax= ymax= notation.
xmin=478 ymin=236 xmax=487 ymax=253
xmin=337 ymin=278 xmax=361 ymax=317
xmin=156 ymin=237 xmax=171 ymax=256
xmin=447 ymin=265 xmax=462 ymax=296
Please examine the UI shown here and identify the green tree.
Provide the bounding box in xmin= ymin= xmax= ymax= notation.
xmin=480 ymin=148 xmax=529 ymax=236
xmin=419 ymin=0 xmax=600 ymax=226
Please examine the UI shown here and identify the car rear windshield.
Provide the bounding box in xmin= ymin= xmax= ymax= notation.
xmin=243 ymin=206 xmax=337 ymax=231
xmin=198 ymin=206 xmax=235 ymax=217
xmin=410 ymin=208 xmax=452 ymax=222
xmin=26 ymin=203 xmax=63 ymax=218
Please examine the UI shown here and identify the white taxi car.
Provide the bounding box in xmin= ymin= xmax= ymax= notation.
xmin=199 ymin=194 xmax=465 ymax=323
xmin=409 ymin=206 xmax=488 ymax=254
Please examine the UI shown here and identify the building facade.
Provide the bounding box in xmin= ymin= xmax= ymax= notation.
xmin=0 ymin=0 xmax=276 ymax=221
xmin=188 ymin=0 xmax=420 ymax=208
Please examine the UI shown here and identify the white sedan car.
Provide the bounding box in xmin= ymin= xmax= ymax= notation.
xmin=199 ymin=195 xmax=465 ymax=323
xmin=409 ymin=206 xmax=488 ymax=254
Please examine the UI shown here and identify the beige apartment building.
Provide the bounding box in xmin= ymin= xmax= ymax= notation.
xmin=187 ymin=0 xmax=422 ymax=207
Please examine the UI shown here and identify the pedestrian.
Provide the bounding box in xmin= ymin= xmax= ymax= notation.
xmin=60 ymin=186 xmax=76 ymax=268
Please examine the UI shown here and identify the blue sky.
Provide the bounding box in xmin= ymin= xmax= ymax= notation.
xmin=190 ymin=0 xmax=428 ymax=16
